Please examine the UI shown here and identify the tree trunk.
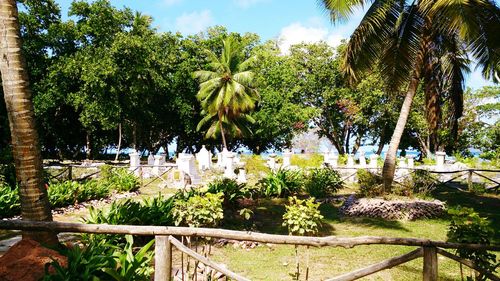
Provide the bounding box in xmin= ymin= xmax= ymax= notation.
xmin=218 ymin=112 xmax=227 ymax=149
xmin=382 ymin=76 xmax=420 ymax=191
xmin=115 ymin=122 xmax=122 ymax=161
xmin=0 ymin=0 xmax=58 ymax=245
xmin=86 ymin=132 xmax=91 ymax=160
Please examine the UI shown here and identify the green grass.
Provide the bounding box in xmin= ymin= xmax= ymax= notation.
xmin=205 ymin=186 xmax=499 ymax=280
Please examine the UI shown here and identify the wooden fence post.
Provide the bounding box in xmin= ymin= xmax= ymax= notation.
xmin=155 ymin=235 xmax=172 ymax=281
xmin=68 ymin=166 xmax=72 ymax=181
xmin=467 ymin=170 xmax=473 ymax=191
xmin=423 ymin=246 xmax=438 ymax=281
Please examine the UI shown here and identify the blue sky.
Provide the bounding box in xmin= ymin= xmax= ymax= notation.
xmin=54 ymin=0 xmax=494 ymax=89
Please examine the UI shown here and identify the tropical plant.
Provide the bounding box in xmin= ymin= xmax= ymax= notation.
xmin=99 ymin=165 xmax=139 ymax=192
xmin=320 ymin=0 xmax=500 ymax=192
xmin=206 ymin=177 xmax=248 ymax=208
xmin=258 ymin=168 xmax=304 ymax=198
xmin=172 ymin=192 xmax=224 ymax=227
xmin=0 ymin=178 xmax=20 ymax=219
xmin=0 ymin=0 xmax=57 ymax=244
xmin=194 ymin=36 xmax=260 ymax=148
xmin=357 ymin=169 xmax=384 ymax=197
xmin=305 ymin=167 xmax=343 ymax=198
xmin=282 ymin=196 xmax=323 ymax=236
xmin=447 ymin=207 xmax=498 ymax=280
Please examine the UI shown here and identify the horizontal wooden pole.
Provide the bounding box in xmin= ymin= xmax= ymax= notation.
xmin=437 ymin=248 xmax=500 ymax=281
xmin=168 ymin=236 xmax=250 ymax=281
xmin=325 ymin=248 xmax=423 ymax=281
xmin=1 ymin=220 xmax=499 ymax=251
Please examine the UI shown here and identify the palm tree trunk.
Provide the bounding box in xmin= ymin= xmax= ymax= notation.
xmin=0 ymin=0 xmax=58 ymax=245
xmin=218 ymin=113 xmax=227 ymax=149
xmin=382 ymin=76 xmax=419 ymax=191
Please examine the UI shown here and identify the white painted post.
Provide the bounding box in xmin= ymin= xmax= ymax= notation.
xmin=217 ymin=152 xmax=223 ymax=168
xmin=436 ymin=151 xmax=446 ymax=171
xmin=369 ymin=154 xmax=378 ymax=170
xmin=330 ymin=154 xmax=338 ymax=168
xmin=399 ymin=157 xmax=407 ymax=168
xmin=224 ymin=153 xmax=236 ymax=178
xmin=147 ymin=154 xmax=154 ymax=166
xmin=283 ymin=150 xmax=292 ymax=168
xmin=129 ymin=151 xmax=140 ymax=170
xmin=221 ymin=147 xmax=231 ymax=168
xmin=152 ymin=155 xmax=163 ymax=176
xmin=267 ymin=153 xmax=277 ymax=171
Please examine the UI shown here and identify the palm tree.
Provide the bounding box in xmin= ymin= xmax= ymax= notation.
xmin=320 ymin=0 xmax=499 ymax=190
xmin=0 ymin=0 xmax=58 ymax=244
xmin=194 ymin=36 xmax=260 ymax=149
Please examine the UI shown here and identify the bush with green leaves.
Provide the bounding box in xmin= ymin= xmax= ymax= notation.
xmin=290 ymin=153 xmax=324 ymax=168
xmin=242 ymin=154 xmax=270 ymax=175
xmin=410 ymin=169 xmax=437 ymax=195
xmin=357 ymin=169 xmax=384 ymax=197
xmin=258 ymin=168 xmax=303 ymax=198
xmin=43 ymin=235 xmax=154 ymax=281
xmin=172 ymin=192 xmax=224 ymax=227
xmin=0 ymin=177 xmax=20 ymax=219
xmin=99 ymin=165 xmax=139 ymax=192
xmin=282 ymin=196 xmax=323 ymax=236
xmin=305 ymin=167 xmax=343 ymax=198
xmin=48 ymin=179 xmax=110 ymax=208
xmin=447 ymin=207 xmax=498 ymax=280
xmin=206 ymin=178 xmax=248 ymax=208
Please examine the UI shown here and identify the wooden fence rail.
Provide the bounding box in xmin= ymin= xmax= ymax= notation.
xmin=0 ymin=220 xmax=499 ymax=281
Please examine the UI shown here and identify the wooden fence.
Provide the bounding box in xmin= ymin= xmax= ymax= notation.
xmin=0 ymin=220 xmax=498 ymax=281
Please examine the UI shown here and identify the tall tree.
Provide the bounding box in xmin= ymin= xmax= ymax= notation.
xmin=0 ymin=0 xmax=57 ymax=244
xmin=194 ymin=36 xmax=260 ymax=149
xmin=320 ymin=0 xmax=500 ymax=190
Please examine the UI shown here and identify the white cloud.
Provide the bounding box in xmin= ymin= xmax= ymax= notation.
xmin=277 ymin=23 xmax=329 ymax=54
xmin=175 ymin=10 xmax=214 ymax=35
xmin=233 ymin=0 xmax=268 ymax=8
xmin=162 ymin=0 xmax=182 ymax=6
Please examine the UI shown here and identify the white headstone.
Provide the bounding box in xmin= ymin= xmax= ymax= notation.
xmin=347 ymin=154 xmax=355 ymax=167
xmin=224 ymin=153 xmax=236 ymax=178
xmin=369 ymin=154 xmax=378 ymax=169
xmin=147 ymin=154 xmax=154 ymax=166
xmin=329 ymin=153 xmax=339 ymax=168
xmin=217 ymin=153 xmax=223 ymax=168
xmin=129 ymin=151 xmax=140 ymax=170
xmin=436 ymin=151 xmax=446 ymax=171
xmin=282 ymin=150 xmax=292 ymax=168
xmin=407 ymin=155 xmax=415 ymax=168
xmin=176 ymin=153 xmax=201 ymax=184
xmin=237 ymin=168 xmax=247 ymax=183
xmin=152 ymin=155 xmax=164 ymax=176
xmin=221 ymin=147 xmax=231 ymax=168
xmin=197 ymin=145 xmax=211 ymax=171
xmin=399 ymin=157 xmax=407 ymax=168
xmin=267 ymin=153 xmax=278 ymax=171
xmin=358 ymin=151 xmax=366 ymax=168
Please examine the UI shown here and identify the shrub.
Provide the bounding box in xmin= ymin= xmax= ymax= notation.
xmin=410 ymin=169 xmax=437 ymax=196
xmin=206 ymin=178 xmax=248 ymax=208
xmin=0 ymin=177 xmax=20 ymax=218
xmin=282 ymin=196 xmax=323 ymax=236
xmin=258 ymin=168 xmax=303 ymax=198
xmin=290 ymin=153 xmax=324 ymax=168
xmin=242 ymin=154 xmax=270 ymax=175
xmin=305 ymin=168 xmax=343 ymax=198
xmin=357 ymin=169 xmax=384 ymax=197
xmin=447 ymin=207 xmax=498 ymax=280
xmin=48 ymin=179 xmax=110 ymax=208
xmin=99 ymin=165 xmax=139 ymax=192
xmin=172 ymin=192 xmax=224 ymax=227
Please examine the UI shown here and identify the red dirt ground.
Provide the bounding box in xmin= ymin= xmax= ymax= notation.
xmin=0 ymin=239 xmax=67 ymax=281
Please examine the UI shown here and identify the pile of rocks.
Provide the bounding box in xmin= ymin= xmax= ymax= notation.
xmin=340 ymin=195 xmax=446 ymax=220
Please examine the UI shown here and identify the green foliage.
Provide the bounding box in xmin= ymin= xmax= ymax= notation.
xmin=0 ymin=177 xmax=20 ymax=219
xmin=447 ymin=207 xmax=498 ymax=279
xmin=103 ymin=235 xmax=154 ymax=281
xmin=48 ymin=180 xmax=109 ymax=208
xmin=410 ymin=170 xmax=437 ymax=196
xmin=172 ymin=192 xmax=224 ymax=227
xmin=43 ymin=235 xmax=154 ymax=281
xmin=258 ymin=168 xmax=303 ymax=198
xmin=290 ymin=154 xmax=324 ymax=168
xmin=282 ymin=196 xmax=323 ymax=236
xmin=206 ymin=178 xmax=248 ymax=208
xmin=304 ymin=168 xmax=343 ymax=198
xmin=99 ymin=165 xmax=139 ymax=192
xmin=357 ymin=169 xmax=384 ymax=197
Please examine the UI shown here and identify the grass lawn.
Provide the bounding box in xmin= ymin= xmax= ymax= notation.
xmin=204 ymin=186 xmax=499 ymax=280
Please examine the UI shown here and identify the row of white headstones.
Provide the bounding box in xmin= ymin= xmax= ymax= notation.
xmin=128 ymin=147 xmax=449 ymax=186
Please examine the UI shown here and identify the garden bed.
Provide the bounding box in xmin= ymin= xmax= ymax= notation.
xmin=340 ymin=195 xmax=446 ymax=220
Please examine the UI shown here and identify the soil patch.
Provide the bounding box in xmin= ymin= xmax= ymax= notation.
xmin=0 ymin=239 xmax=67 ymax=281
